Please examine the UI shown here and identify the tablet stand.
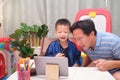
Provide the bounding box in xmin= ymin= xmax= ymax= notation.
xmin=46 ymin=63 xmax=59 ymax=80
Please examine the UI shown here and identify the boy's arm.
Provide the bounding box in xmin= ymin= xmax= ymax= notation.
xmin=74 ymin=49 xmax=81 ymax=66
xmin=73 ymin=63 xmax=79 ymax=67
xmin=44 ymin=44 xmax=55 ymax=56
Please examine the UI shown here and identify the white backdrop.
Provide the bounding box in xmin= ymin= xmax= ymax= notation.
xmin=1 ymin=0 xmax=120 ymax=38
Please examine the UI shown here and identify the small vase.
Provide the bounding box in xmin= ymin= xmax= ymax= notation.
xmin=32 ymin=46 xmax=41 ymax=56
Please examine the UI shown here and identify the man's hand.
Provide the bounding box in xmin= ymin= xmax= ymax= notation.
xmin=93 ymin=59 xmax=114 ymax=71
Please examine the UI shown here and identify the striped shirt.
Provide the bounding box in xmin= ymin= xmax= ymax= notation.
xmin=84 ymin=32 xmax=120 ymax=73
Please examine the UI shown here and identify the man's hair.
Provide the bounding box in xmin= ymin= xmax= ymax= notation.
xmin=55 ymin=18 xmax=71 ymax=30
xmin=70 ymin=19 xmax=97 ymax=36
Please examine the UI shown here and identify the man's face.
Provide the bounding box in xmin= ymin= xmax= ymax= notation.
xmin=72 ymin=29 xmax=93 ymax=51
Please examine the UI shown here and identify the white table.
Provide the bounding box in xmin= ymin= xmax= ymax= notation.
xmin=7 ymin=67 xmax=115 ymax=80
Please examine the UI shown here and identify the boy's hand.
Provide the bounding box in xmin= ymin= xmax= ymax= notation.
xmin=55 ymin=53 xmax=65 ymax=57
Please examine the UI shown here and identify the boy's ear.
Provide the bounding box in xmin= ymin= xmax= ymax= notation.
xmin=55 ymin=31 xmax=57 ymax=36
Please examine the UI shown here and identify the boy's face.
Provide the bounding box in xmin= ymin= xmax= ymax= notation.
xmin=55 ymin=25 xmax=70 ymax=42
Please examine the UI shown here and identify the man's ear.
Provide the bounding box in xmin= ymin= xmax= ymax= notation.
xmin=90 ymin=31 xmax=95 ymax=36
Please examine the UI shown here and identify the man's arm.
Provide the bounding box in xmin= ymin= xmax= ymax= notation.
xmin=93 ymin=59 xmax=120 ymax=71
xmin=81 ymin=55 xmax=92 ymax=67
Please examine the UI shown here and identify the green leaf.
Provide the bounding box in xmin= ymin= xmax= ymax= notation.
xmin=20 ymin=22 xmax=31 ymax=32
xmin=9 ymin=22 xmax=49 ymax=58
xmin=33 ymin=25 xmax=40 ymax=32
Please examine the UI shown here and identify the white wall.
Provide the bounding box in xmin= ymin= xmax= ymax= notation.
xmin=0 ymin=0 xmax=3 ymax=37
xmin=1 ymin=0 xmax=120 ymax=37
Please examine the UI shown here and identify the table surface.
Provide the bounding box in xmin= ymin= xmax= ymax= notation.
xmin=7 ymin=67 xmax=115 ymax=80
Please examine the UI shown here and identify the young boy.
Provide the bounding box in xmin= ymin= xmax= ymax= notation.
xmin=45 ymin=18 xmax=81 ymax=67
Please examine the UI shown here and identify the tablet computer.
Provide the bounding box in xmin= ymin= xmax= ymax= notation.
xmin=34 ymin=56 xmax=68 ymax=76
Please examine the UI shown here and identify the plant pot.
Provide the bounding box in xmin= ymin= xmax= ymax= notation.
xmin=32 ymin=46 xmax=41 ymax=56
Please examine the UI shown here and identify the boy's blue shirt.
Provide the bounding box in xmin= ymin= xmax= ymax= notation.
xmin=45 ymin=39 xmax=81 ymax=67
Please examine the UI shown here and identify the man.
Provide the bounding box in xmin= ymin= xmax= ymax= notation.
xmin=70 ymin=19 xmax=120 ymax=80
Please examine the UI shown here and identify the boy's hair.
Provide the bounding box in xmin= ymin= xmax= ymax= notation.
xmin=70 ymin=19 xmax=97 ymax=36
xmin=55 ymin=18 xmax=71 ymax=30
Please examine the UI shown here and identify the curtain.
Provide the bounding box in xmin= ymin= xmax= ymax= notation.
xmin=1 ymin=0 xmax=120 ymax=37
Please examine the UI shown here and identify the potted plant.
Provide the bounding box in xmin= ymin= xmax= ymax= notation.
xmin=9 ymin=23 xmax=49 ymax=58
